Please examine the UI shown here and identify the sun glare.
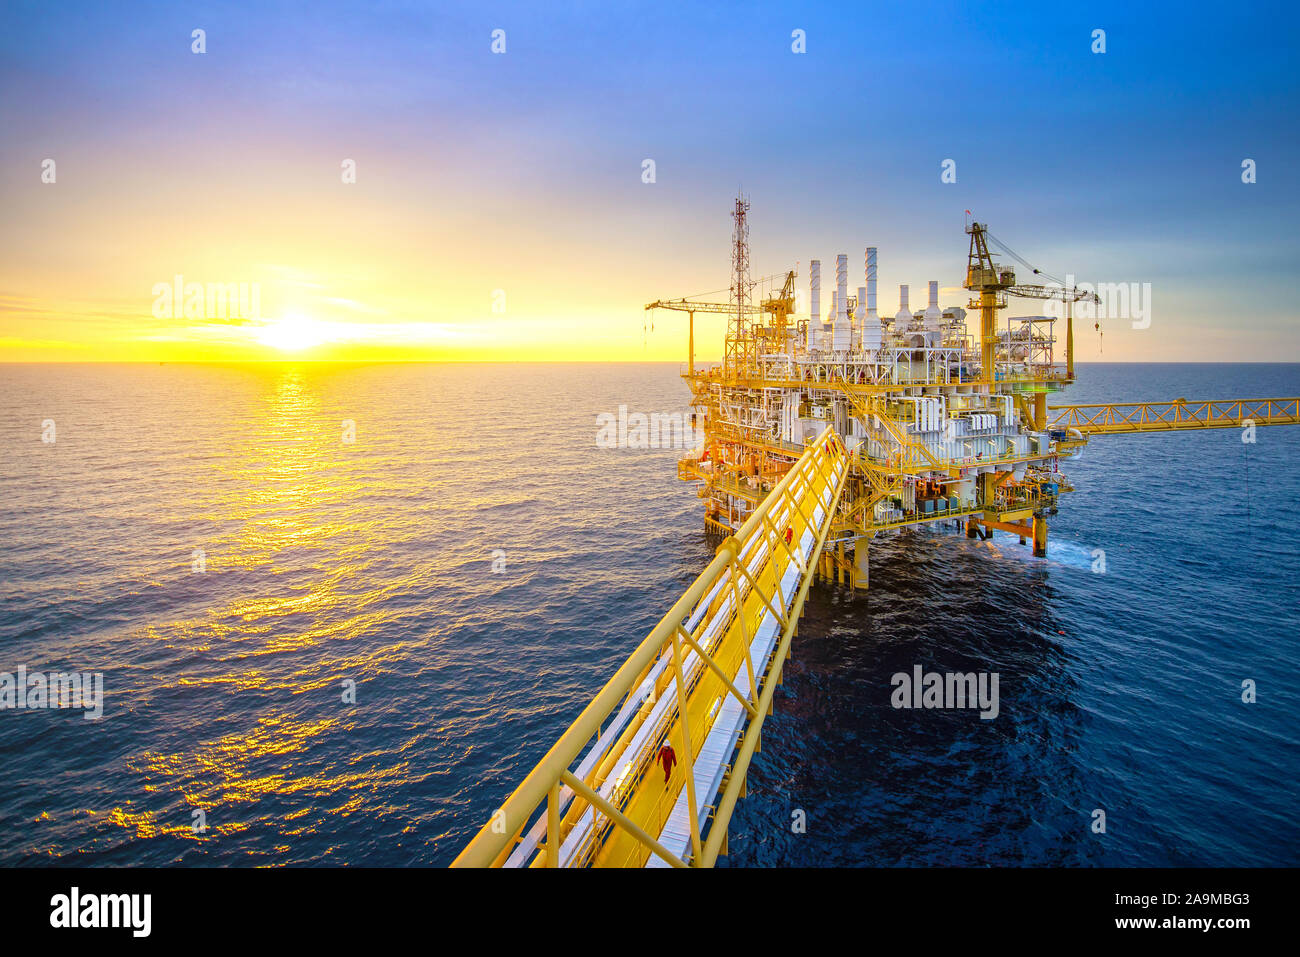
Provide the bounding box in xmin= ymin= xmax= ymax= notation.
xmin=257 ymin=314 xmax=330 ymax=353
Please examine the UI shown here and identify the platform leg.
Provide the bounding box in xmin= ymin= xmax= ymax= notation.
xmin=853 ymin=539 xmax=870 ymax=590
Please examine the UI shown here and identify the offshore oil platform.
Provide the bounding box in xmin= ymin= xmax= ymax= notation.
xmin=454 ymin=197 xmax=1299 ymax=869
xmin=662 ymin=195 xmax=1098 ymax=585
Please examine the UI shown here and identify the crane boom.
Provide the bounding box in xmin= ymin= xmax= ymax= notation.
xmin=644 ymin=299 xmax=760 ymax=377
xmin=1006 ymin=284 xmax=1100 ymax=304
xmin=644 ymin=300 xmax=760 ymax=314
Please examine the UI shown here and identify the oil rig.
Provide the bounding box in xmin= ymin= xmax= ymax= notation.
xmin=454 ymin=197 xmax=1299 ymax=869
xmin=656 ymin=194 xmax=1103 ymax=586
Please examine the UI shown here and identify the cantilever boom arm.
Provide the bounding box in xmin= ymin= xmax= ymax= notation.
xmin=645 ymin=299 xmax=761 ymax=314
xmin=1006 ymin=284 xmax=1100 ymax=304
xmin=1047 ymin=397 xmax=1300 ymax=435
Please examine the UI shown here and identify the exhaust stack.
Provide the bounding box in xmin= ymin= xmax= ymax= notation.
xmin=862 ymin=247 xmax=882 ymax=351
xmin=866 ymin=248 xmax=878 ymax=321
xmin=924 ymin=280 xmax=942 ymax=330
xmin=808 ymin=260 xmax=821 ymax=351
xmin=834 ymin=254 xmax=850 ymax=352
xmin=895 ymin=284 xmax=911 ymax=324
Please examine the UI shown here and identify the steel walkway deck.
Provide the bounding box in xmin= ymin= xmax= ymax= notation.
xmin=452 ymin=427 xmax=849 ymax=868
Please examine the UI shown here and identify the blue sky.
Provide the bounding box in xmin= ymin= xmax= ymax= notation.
xmin=2 ymin=0 xmax=1298 ymax=359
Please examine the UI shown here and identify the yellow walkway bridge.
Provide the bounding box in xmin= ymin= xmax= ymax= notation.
xmin=453 ymin=428 xmax=849 ymax=868
xmin=1047 ymin=397 xmax=1300 ymax=435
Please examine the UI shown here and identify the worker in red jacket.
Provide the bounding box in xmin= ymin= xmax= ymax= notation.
xmin=658 ymin=741 xmax=677 ymax=783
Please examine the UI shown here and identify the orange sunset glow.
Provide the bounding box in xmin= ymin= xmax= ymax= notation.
xmin=4 ymin=5 xmax=1298 ymax=364
xmin=3 ymin=0 xmax=1300 ymax=920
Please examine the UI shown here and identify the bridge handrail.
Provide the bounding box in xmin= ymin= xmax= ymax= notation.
xmin=452 ymin=426 xmax=846 ymax=868
xmin=1047 ymin=397 xmax=1300 ymax=433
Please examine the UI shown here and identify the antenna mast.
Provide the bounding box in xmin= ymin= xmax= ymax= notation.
xmin=726 ymin=193 xmax=752 ymax=376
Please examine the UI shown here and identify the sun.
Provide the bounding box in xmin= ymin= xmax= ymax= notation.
xmin=257 ymin=314 xmax=330 ymax=353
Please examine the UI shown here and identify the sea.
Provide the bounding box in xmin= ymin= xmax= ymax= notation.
xmin=0 ymin=362 xmax=1296 ymax=866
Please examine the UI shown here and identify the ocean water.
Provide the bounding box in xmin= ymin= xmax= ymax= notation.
xmin=0 ymin=362 xmax=1296 ymax=867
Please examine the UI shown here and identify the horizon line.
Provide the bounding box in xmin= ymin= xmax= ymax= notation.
xmin=3 ymin=359 xmax=1299 ymax=366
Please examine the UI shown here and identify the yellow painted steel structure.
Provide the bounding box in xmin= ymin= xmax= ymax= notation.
xmin=453 ymin=428 xmax=849 ymax=868
xmin=454 ymin=197 xmax=1300 ymax=869
xmin=1047 ymin=397 xmax=1300 ymax=435
xmin=658 ymin=208 xmax=1300 ymax=584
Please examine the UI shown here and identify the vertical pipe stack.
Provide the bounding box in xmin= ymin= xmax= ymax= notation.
xmin=835 ymin=255 xmax=848 ymax=316
xmin=861 ymin=247 xmax=881 ymax=351
xmin=834 ymin=254 xmax=850 ymax=352
xmin=896 ymin=284 xmax=911 ymax=325
xmin=808 ymin=260 xmax=821 ymax=352
xmin=924 ymin=280 xmax=942 ymax=331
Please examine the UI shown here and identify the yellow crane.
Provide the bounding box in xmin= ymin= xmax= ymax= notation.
xmin=643 ymin=298 xmax=757 ymax=377
xmin=1004 ymin=283 xmax=1099 ymax=381
xmin=646 ymin=271 xmax=795 ymax=376
xmin=965 ymin=221 xmax=1100 ymax=384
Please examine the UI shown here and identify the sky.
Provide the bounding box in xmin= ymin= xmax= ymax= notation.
xmin=1 ymin=0 xmax=1298 ymax=362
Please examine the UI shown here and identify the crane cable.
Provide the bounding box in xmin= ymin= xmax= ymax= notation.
xmin=986 ymin=227 xmax=1104 ymax=353
xmin=647 ymin=271 xmax=784 ymax=347
xmin=984 ymin=230 xmax=1068 ymax=288
xmin=668 ymin=272 xmax=787 ymax=304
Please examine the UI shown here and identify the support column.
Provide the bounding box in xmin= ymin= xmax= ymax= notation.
xmin=980 ymin=291 xmax=998 ymax=382
xmin=1032 ymin=514 xmax=1048 ymax=558
xmin=1066 ymin=305 xmax=1074 ymax=379
xmin=669 ymin=629 xmax=703 ymax=864
xmin=853 ymin=536 xmax=871 ymax=590
xmin=688 ymin=310 xmax=695 ymax=377
xmin=546 ymin=782 xmax=560 ymax=868
xmin=1033 ymin=392 xmax=1047 ymax=431
xmin=966 ymin=516 xmax=978 ymax=538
